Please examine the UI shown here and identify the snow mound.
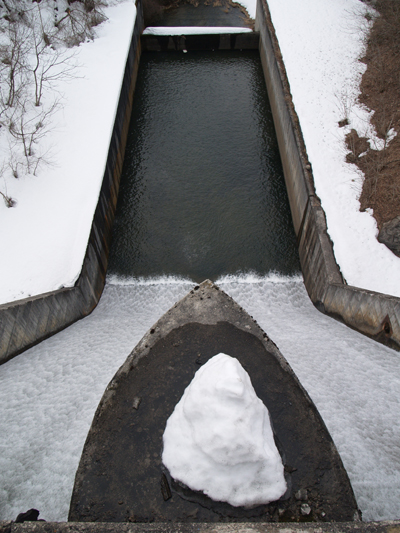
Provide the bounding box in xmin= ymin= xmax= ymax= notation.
xmin=162 ymin=353 xmax=287 ymax=507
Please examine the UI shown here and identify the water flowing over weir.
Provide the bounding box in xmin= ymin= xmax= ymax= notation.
xmin=1 ymin=43 xmax=400 ymax=525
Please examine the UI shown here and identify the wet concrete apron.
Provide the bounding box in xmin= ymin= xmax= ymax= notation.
xmin=69 ymin=282 xmax=359 ymax=523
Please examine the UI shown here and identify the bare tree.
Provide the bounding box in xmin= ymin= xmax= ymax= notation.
xmin=1 ymin=23 xmax=31 ymax=108
xmin=55 ymin=0 xmax=107 ymax=47
xmin=31 ymin=30 xmax=78 ymax=106
xmin=0 ymin=166 xmax=16 ymax=207
xmin=8 ymin=98 xmax=59 ymax=174
xmin=8 ymin=151 xmax=21 ymax=179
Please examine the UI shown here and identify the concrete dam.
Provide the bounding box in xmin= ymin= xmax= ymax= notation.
xmin=1 ymin=0 xmax=400 ymax=527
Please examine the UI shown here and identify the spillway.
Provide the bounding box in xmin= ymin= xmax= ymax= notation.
xmin=1 ymin=43 xmax=400 ymax=526
xmin=1 ymin=277 xmax=399 ymax=522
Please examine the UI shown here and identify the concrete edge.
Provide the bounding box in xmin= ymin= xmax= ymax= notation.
xmin=0 ymin=3 xmax=144 ymax=366
xmin=2 ymin=521 xmax=400 ymax=533
xmin=256 ymin=0 xmax=400 ymax=351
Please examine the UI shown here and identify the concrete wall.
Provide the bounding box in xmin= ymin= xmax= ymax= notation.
xmin=256 ymin=0 xmax=400 ymax=351
xmin=0 ymin=3 xmax=144 ymax=366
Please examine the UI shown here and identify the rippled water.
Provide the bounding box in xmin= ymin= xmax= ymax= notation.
xmin=108 ymin=51 xmax=300 ymax=282
xmin=156 ymin=0 xmax=248 ymax=27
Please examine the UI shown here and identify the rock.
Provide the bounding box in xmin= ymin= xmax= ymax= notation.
xmin=132 ymin=397 xmax=141 ymax=410
xmin=295 ymin=488 xmax=308 ymax=501
xmin=378 ymin=216 xmax=400 ymax=257
xmin=301 ymin=503 xmax=312 ymax=516
xmin=15 ymin=509 xmax=40 ymax=523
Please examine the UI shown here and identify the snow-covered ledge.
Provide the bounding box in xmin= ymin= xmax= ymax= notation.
xmin=0 ymin=3 xmax=144 ymax=366
xmin=256 ymin=0 xmax=400 ymax=351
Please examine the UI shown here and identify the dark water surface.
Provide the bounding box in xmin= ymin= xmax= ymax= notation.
xmin=156 ymin=0 xmax=248 ymax=27
xmin=108 ymin=50 xmax=300 ymax=282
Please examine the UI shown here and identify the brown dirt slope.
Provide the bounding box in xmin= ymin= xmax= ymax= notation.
xmin=347 ymin=0 xmax=400 ymax=229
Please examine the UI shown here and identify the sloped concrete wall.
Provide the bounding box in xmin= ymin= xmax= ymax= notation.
xmin=256 ymin=0 xmax=400 ymax=350
xmin=0 ymin=4 xmax=144 ymax=366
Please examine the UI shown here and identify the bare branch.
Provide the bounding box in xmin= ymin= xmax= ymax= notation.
xmin=1 ymin=23 xmax=31 ymax=108
xmin=31 ymin=32 xmax=79 ymax=106
xmin=0 ymin=189 xmax=15 ymax=207
xmin=8 ymin=98 xmax=60 ymax=174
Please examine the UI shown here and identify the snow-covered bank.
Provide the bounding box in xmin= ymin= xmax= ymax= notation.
xmin=266 ymin=0 xmax=400 ymax=297
xmin=0 ymin=1 xmax=136 ymax=305
xmin=0 ymin=276 xmax=399 ymax=521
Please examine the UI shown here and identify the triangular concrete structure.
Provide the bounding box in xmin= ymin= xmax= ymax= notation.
xmin=69 ymin=280 xmax=360 ymax=523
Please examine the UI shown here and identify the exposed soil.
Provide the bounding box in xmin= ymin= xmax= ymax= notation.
xmin=346 ymin=0 xmax=400 ymax=229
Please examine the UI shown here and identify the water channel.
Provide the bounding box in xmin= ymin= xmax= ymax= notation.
xmin=108 ymin=50 xmax=300 ymax=282
xmin=0 ymin=44 xmax=400 ymax=525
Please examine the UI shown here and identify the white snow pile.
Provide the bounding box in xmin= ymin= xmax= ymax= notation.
xmin=162 ymin=352 xmax=287 ymax=507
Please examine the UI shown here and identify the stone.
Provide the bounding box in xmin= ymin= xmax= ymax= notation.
xmin=295 ymin=489 xmax=308 ymax=501
xmin=378 ymin=216 xmax=400 ymax=257
xmin=15 ymin=510 xmax=40 ymax=523
xmin=301 ymin=503 xmax=312 ymax=516
xmin=132 ymin=397 xmax=141 ymax=410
